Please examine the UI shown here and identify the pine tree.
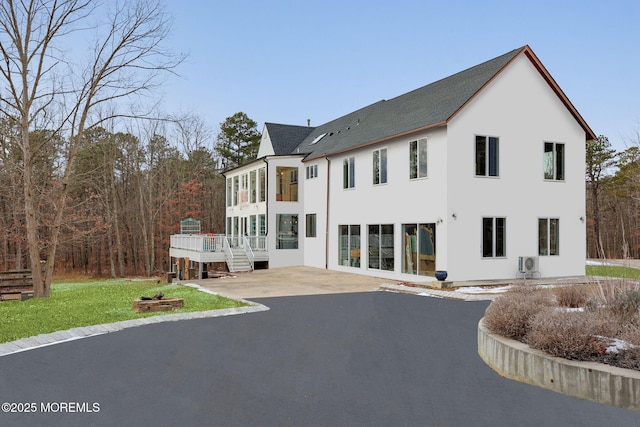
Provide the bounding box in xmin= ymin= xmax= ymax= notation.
xmin=215 ymin=112 xmax=261 ymax=169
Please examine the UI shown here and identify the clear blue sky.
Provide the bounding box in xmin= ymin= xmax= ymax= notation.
xmin=162 ymin=0 xmax=639 ymax=152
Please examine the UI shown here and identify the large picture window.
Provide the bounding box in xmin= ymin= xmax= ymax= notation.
xmin=544 ymin=142 xmax=565 ymax=180
xmin=276 ymin=214 xmax=298 ymax=249
xmin=475 ymin=136 xmax=499 ymax=177
xmin=402 ymin=223 xmax=436 ymax=276
xmin=368 ymin=224 xmax=394 ymax=271
xmin=539 ymin=218 xmax=559 ymax=256
xmin=339 ymin=225 xmax=361 ymax=267
xmin=409 ymin=138 xmax=428 ymax=179
xmin=373 ymin=148 xmax=387 ymax=184
xmin=482 ymin=217 xmax=506 ymax=258
xmin=276 ymin=167 xmax=298 ymax=201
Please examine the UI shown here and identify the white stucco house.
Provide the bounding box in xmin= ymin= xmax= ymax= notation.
xmin=171 ymin=45 xmax=595 ymax=282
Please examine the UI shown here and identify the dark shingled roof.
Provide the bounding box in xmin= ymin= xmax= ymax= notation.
xmin=261 ymin=46 xmax=595 ymax=162
xmin=293 ymin=47 xmax=525 ymax=160
xmin=264 ymin=123 xmax=315 ymax=155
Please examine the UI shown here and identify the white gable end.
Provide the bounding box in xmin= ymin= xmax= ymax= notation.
xmin=257 ymin=125 xmax=275 ymax=158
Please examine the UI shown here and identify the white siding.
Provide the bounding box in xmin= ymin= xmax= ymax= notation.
xmin=226 ymin=53 xmax=588 ymax=283
xmin=446 ymin=54 xmax=586 ymax=281
xmin=267 ymin=156 xmax=305 ymax=267
xmin=257 ymin=125 xmax=275 ymax=158
xmin=303 ymin=159 xmax=329 ymax=268
xmin=325 ymin=127 xmax=448 ymax=282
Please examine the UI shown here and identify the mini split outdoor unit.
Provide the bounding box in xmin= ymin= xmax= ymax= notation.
xmin=518 ymin=256 xmax=539 ymax=274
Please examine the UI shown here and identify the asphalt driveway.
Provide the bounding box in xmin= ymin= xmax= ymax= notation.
xmin=0 ymin=292 xmax=638 ymax=426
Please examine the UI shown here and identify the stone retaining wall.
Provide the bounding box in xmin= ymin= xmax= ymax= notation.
xmin=477 ymin=318 xmax=640 ymax=411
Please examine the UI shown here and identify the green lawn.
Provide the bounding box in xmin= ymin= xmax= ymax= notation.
xmin=0 ymin=278 xmax=246 ymax=344
xmin=586 ymin=265 xmax=640 ymax=280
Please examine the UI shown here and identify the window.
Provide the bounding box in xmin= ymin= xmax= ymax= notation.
xmin=409 ymin=138 xmax=428 ymax=179
xmin=373 ymin=148 xmax=388 ymax=184
xmin=339 ymin=225 xmax=361 ymax=267
xmin=475 ymin=136 xmax=499 ymax=177
xmin=539 ymin=218 xmax=559 ymax=256
xmin=276 ymin=214 xmax=298 ymax=249
xmin=258 ymin=167 xmax=266 ymax=202
xmin=482 ymin=217 xmax=506 ymax=258
xmin=238 ymin=173 xmax=248 ymax=204
xmin=368 ymin=224 xmax=394 ymax=271
xmin=402 ymin=223 xmax=436 ymax=276
xmin=226 ymin=178 xmax=232 ymax=207
xmin=232 ymin=216 xmax=239 ymax=237
xmin=343 ymin=157 xmax=355 ymax=189
xmin=306 ymin=214 xmax=317 ymax=238
xmin=258 ymin=214 xmax=266 ymax=236
xmin=249 ymin=215 xmax=256 ymax=236
xmin=544 ymin=142 xmax=565 ymax=180
xmin=276 ymin=167 xmax=298 ymax=201
xmin=250 ymin=170 xmax=257 ymax=203
xmin=306 ymin=164 xmax=318 ymax=179
xmin=232 ymin=176 xmax=239 ymax=205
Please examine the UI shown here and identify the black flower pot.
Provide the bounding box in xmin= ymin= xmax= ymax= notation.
xmin=435 ymin=271 xmax=448 ymax=281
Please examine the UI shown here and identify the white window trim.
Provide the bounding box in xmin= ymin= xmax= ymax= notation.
xmin=474 ymin=135 xmax=500 ymax=178
xmin=373 ymin=147 xmax=388 ymax=185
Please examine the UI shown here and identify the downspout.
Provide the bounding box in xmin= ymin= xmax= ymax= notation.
xmin=263 ymin=158 xmax=269 ymax=247
xmin=325 ymin=156 xmax=331 ymax=270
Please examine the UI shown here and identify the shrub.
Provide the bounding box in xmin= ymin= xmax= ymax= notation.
xmin=483 ymin=284 xmax=552 ymax=340
xmin=553 ymin=285 xmax=588 ymax=308
xmin=586 ymin=280 xmax=640 ymax=330
xmin=527 ymin=308 xmax=605 ymax=359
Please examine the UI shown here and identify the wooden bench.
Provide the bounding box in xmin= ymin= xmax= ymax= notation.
xmin=0 ymin=270 xmax=34 ymax=301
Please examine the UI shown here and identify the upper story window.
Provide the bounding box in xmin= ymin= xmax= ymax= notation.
xmin=232 ymin=176 xmax=239 ymax=205
xmin=226 ymin=178 xmax=232 ymax=207
xmin=475 ymin=136 xmax=499 ymax=177
xmin=276 ymin=166 xmax=298 ymax=201
xmin=409 ymin=138 xmax=427 ymax=179
xmin=544 ymin=142 xmax=565 ymax=181
xmin=238 ymin=173 xmax=249 ymax=204
xmin=306 ymin=164 xmax=318 ymax=179
xmin=258 ymin=167 xmax=266 ymax=202
xmin=343 ymin=157 xmax=355 ymax=189
xmin=250 ymin=170 xmax=257 ymax=203
xmin=373 ymin=148 xmax=388 ymax=184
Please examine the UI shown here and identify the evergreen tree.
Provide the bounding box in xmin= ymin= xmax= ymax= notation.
xmin=215 ymin=112 xmax=261 ymax=169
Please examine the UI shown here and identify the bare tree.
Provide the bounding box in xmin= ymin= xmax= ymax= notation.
xmin=0 ymin=0 xmax=182 ymax=297
xmin=586 ymin=135 xmax=617 ymax=258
